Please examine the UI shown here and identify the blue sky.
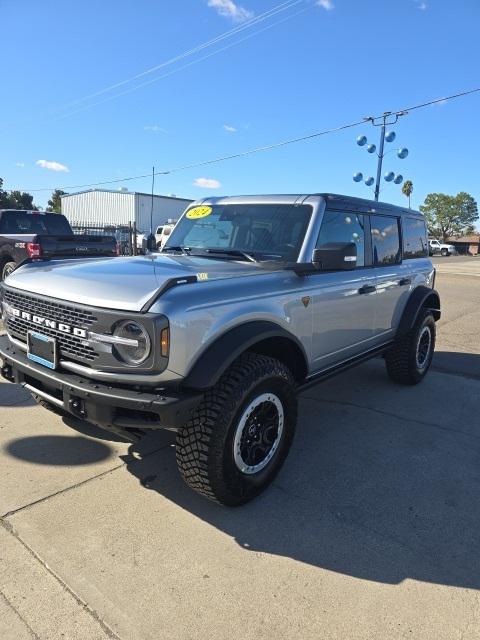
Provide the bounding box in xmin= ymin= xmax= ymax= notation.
xmin=2 ymin=0 xmax=479 ymax=214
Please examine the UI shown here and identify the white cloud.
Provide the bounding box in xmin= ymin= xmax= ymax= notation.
xmin=418 ymin=1 xmax=427 ymax=9
xmin=36 ymin=159 xmax=70 ymax=173
xmin=15 ymin=162 xmax=25 ymax=168
xmin=144 ymin=124 xmax=167 ymax=133
xmin=207 ymin=0 xmax=253 ymax=23
xmin=223 ymin=124 xmax=237 ymax=132
xmin=194 ymin=177 xmax=222 ymax=189
xmin=316 ymin=0 xmax=334 ymax=10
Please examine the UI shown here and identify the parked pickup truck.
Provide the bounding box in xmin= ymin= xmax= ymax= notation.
xmin=428 ymin=238 xmax=456 ymax=257
xmin=0 ymin=194 xmax=440 ymax=505
xmin=0 ymin=209 xmax=118 ymax=280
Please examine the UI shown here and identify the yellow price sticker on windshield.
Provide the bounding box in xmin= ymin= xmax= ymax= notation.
xmin=186 ymin=206 xmax=212 ymax=220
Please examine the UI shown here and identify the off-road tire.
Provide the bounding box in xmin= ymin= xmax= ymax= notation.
xmin=441 ymin=248 xmax=449 ymax=257
xmin=385 ymin=309 xmax=436 ymax=385
xmin=31 ymin=394 xmax=67 ymax=417
xmin=1 ymin=261 xmax=16 ymax=281
xmin=176 ymin=353 xmax=297 ymax=506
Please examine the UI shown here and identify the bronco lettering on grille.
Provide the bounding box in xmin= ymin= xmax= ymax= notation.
xmin=8 ymin=307 xmax=88 ymax=339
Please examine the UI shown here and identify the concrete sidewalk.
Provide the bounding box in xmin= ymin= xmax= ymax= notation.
xmin=1 ymin=272 xmax=479 ymax=639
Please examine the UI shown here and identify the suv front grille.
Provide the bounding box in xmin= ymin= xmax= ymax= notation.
xmin=3 ymin=288 xmax=99 ymax=362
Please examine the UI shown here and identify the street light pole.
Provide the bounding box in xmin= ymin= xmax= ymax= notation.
xmin=374 ymin=117 xmax=387 ymax=202
xmin=353 ymin=110 xmax=408 ymax=200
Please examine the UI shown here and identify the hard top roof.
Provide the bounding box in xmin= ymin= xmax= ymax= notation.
xmin=193 ymin=193 xmax=423 ymax=217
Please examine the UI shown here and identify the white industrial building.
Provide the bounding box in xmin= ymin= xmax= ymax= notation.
xmin=61 ymin=189 xmax=192 ymax=233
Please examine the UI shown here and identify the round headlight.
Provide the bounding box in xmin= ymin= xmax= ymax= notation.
xmin=113 ymin=321 xmax=151 ymax=365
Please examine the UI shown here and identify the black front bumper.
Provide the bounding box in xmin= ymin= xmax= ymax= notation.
xmin=0 ymin=335 xmax=201 ymax=442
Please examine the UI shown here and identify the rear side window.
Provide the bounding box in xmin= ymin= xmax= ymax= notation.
xmin=371 ymin=215 xmax=401 ymax=265
xmin=0 ymin=211 xmax=72 ymax=235
xmin=403 ymin=217 xmax=428 ymax=258
xmin=316 ymin=210 xmax=366 ymax=267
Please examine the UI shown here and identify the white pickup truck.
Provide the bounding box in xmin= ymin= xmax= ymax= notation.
xmin=428 ymin=238 xmax=456 ymax=257
xmin=155 ymin=223 xmax=175 ymax=249
xmin=136 ymin=223 xmax=177 ymax=253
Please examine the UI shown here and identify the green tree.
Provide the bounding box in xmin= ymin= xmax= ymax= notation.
xmin=402 ymin=180 xmax=413 ymax=208
xmin=8 ymin=190 xmax=36 ymax=210
xmin=0 ymin=177 xmax=38 ymax=210
xmin=46 ymin=189 xmax=67 ymax=212
xmin=420 ymin=192 xmax=479 ymax=241
xmin=0 ymin=178 xmax=11 ymax=209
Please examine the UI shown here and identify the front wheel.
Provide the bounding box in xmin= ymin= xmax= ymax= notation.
xmin=176 ymin=353 xmax=297 ymax=506
xmin=441 ymin=248 xmax=449 ymax=257
xmin=385 ymin=310 xmax=436 ymax=385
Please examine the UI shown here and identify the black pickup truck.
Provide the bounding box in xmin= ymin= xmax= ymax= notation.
xmin=0 ymin=210 xmax=118 ymax=280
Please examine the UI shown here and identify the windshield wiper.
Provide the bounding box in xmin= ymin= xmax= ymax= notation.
xmin=162 ymin=246 xmax=191 ymax=255
xmin=198 ymin=248 xmax=257 ymax=262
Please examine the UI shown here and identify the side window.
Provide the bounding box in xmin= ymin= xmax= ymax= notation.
xmin=370 ymin=215 xmax=401 ymax=265
xmin=403 ymin=217 xmax=427 ymax=258
xmin=316 ymin=211 xmax=365 ymax=267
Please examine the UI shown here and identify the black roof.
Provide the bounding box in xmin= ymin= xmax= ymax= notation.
xmin=316 ymin=193 xmax=422 ymax=217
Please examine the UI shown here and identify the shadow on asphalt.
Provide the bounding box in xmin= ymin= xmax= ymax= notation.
xmin=432 ymin=351 xmax=480 ymax=379
xmin=0 ymin=381 xmax=36 ymax=408
xmin=3 ymin=351 xmax=480 ymax=588
xmin=5 ymin=435 xmax=114 ymax=465
xmin=62 ymin=415 xmax=130 ymax=443
xmin=119 ymin=352 xmax=480 ymax=591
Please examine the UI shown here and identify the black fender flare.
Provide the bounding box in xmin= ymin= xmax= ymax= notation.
xmin=182 ymin=320 xmax=308 ymax=390
xmin=397 ymin=286 xmax=441 ymax=338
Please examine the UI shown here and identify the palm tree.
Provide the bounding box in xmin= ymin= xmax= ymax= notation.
xmin=402 ymin=180 xmax=413 ymax=208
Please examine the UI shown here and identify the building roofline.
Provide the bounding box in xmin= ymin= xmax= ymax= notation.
xmin=60 ymin=188 xmax=192 ymax=202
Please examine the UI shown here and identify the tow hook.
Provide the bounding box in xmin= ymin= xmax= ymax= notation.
xmin=1 ymin=364 xmax=14 ymax=382
xmin=69 ymin=397 xmax=86 ymax=418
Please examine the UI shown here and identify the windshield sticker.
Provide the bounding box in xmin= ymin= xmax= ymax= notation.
xmin=197 ymin=272 xmax=209 ymax=281
xmin=186 ymin=206 xmax=212 ymax=220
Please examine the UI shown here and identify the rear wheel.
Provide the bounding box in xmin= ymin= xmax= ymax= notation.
xmin=385 ymin=309 xmax=436 ymax=385
xmin=1 ymin=261 xmax=16 ymax=281
xmin=441 ymin=248 xmax=449 ymax=257
xmin=176 ymin=353 xmax=297 ymax=506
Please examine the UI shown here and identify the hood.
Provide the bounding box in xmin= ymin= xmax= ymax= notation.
xmin=4 ymin=254 xmax=260 ymax=312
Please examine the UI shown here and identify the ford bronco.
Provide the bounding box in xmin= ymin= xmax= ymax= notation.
xmin=0 ymin=194 xmax=440 ymax=505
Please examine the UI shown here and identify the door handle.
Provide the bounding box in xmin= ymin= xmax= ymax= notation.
xmin=398 ymin=278 xmax=411 ymax=286
xmin=358 ymin=285 xmax=376 ymax=295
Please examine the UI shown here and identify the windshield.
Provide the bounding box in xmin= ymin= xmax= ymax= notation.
xmin=0 ymin=211 xmax=72 ymax=235
xmin=164 ymin=203 xmax=312 ymax=261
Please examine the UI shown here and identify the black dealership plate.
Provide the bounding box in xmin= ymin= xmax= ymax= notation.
xmin=27 ymin=331 xmax=58 ymax=370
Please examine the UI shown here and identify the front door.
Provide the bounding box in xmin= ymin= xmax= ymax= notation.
xmin=310 ymin=209 xmax=377 ymax=372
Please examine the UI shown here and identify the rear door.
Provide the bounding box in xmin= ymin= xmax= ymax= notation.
xmin=369 ymin=214 xmax=409 ymax=343
xmin=309 ymin=209 xmax=377 ymax=372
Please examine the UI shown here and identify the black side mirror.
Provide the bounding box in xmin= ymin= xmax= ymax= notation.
xmin=312 ymin=242 xmax=357 ymax=271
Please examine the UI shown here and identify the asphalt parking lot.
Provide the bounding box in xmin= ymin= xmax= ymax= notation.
xmin=1 ymin=256 xmax=480 ymax=640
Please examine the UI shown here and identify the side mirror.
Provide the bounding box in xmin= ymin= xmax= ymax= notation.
xmin=312 ymin=242 xmax=357 ymax=271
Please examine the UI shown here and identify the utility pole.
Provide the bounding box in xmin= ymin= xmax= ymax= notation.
xmin=374 ymin=115 xmax=388 ymax=201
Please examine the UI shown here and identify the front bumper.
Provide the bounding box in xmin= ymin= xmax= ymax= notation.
xmin=0 ymin=335 xmax=201 ymax=442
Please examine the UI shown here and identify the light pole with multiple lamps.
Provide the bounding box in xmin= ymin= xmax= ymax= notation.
xmin=353 ymin=111 xmax=409 ymax=201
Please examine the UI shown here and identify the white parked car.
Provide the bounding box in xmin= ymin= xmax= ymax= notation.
xmin=428 ymin=239 xmax=456 ymax=257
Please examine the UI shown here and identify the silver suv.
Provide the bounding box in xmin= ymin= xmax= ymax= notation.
xmin=0 ymin=194 xmax=440 ymax=505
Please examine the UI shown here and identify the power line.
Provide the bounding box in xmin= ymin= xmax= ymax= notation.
xmin=56 ymin=4 xmax=309 ymax=120
xmin=49 ymin=0 xmax=304 ymax=118
xmin=16 ymin=86 xmax=480 ymax=193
